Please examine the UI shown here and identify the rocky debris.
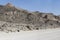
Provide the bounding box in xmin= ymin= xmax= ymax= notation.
xmin=0 ymin=21 xmax=37 ymax=32
xmin=0 ymin=3 xmax=60 ymax=32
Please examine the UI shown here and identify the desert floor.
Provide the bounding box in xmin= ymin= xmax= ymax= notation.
xmin=0 ymin=28 xmax=60 ymax=40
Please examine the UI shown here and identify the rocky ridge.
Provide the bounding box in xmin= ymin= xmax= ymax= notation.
xmin=0 ymin=3 xmax=60 ymax=32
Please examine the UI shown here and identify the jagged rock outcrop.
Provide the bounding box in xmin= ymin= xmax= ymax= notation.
xmin=0 ymin=3 xmax=60 ymax=32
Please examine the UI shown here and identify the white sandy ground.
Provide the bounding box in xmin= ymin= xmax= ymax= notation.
xmin=0 ymin=28 xmax=60 ymax=40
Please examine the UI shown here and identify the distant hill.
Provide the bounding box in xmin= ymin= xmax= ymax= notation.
xmin=0 ymin=3 xmax=60 ymax=32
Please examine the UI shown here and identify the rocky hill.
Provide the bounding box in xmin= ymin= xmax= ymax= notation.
xmin=0 ymin=3 xmax=60 ymax=32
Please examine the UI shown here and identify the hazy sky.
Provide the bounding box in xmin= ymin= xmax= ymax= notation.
xmin=0 ymin=0 xmax=60 ymax=15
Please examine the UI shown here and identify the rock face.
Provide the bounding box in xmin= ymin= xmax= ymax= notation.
xmin=0 ymin=3 xmax=60 ymax=32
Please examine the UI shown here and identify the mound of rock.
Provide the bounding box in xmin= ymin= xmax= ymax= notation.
xmin=0 ymin=3 xmax=60 ymax=32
